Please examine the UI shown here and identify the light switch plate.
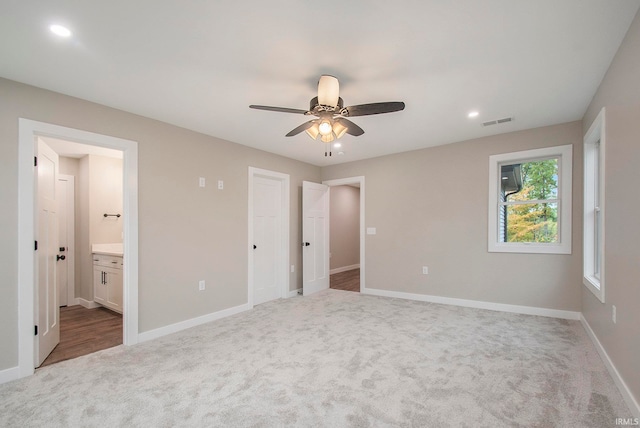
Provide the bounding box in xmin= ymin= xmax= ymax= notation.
xmin=367 ymin=227 xmax=377 ymax=235
xmin=199 ymin=177 xmax=206 ymax=187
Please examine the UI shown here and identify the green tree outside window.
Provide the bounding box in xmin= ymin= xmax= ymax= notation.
xmin=504 ymin=158 xmax=559 ymax=243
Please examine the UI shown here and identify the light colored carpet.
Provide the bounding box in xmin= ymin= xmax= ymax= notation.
xmin=0 ymin=289 xmax=631 ymax=427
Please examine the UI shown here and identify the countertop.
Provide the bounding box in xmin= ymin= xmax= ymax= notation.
xmin=92 ymin=243 xmax=124 ymax=256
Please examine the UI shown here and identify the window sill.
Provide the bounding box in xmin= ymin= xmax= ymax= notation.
xmin=583 ymin=276 xmax=605 ymax=303
xmin=488 ymin=242 xmax=571 ymax=254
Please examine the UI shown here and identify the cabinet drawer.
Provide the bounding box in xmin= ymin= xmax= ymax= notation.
xmin=92 ymin=254 xmax=123 ymax=268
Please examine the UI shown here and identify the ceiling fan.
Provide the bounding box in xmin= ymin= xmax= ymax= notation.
xmin=250 ymin=75 xmax=405 ymax=155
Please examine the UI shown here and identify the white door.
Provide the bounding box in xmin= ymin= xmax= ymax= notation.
xmin=36 ymin=139 xmax=61 ymax=367
xmin=57 ymin=175 xmax=74 ymax=307
xmin=253 ymin=176 xmax=283 ymax=305
xmin=302 ymin=181 xmax=330 ymax=296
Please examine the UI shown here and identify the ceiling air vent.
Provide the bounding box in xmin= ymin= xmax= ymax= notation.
xmin=482 ymin=117 xmax=514 ymax=127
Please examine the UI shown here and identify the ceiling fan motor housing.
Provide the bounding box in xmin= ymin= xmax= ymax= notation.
xmin=309 ymin=96 xmax=344 ymax=114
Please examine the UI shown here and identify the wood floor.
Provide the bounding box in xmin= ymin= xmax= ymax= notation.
xmin=40 ymin=305 xmax=122 ymax=367
xmin=330 ymin=268 xmax=360 ymax=292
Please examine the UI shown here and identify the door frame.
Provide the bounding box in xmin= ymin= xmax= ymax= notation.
xmin=247 ymin=167 xmax=290 ymax=308
xmin=18 ymin=119 xmax=139 ymax=378
xmin=58 ymin=174 xmax=76 ymax=307
xmin=322 ymin=176 xmax=366 ymax=292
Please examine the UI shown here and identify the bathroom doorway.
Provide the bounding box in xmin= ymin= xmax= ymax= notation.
xmin=18 ymin=119 xmax=139 ymax=378
xmin=39 ymin=136 xmax=125 ymax=366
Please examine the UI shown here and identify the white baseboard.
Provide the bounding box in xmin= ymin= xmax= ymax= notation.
xmin=288 ymin=288 xmax=302 ymax=298
xmin=76 ymin=298 xmax=100 ymax=309
xmin=580 ymin=315 xmax=640 ymax=418
xmin=362 ymin=288 xmax=581 ymax=320
xmin=0 ymin=366 xmax=20 ymax=385
xmin=330 ymin=264 xmax=360 ymax=275
xmin=138 ymin=303 xmax=250 ymax=343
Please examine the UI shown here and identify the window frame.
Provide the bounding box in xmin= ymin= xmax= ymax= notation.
xmin=488 ymin=144 xmax=573 ymax=254
xmin=583 ymin=109 xmax=605 ymax=303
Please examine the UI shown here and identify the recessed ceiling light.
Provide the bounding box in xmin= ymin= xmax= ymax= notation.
xmin=333 ymin=142 xmax=342 ymax=148
xmin=468 ymin=111 xmax=479 ymax=118
xmin=50 ymin=24 xmax=72 ymax=38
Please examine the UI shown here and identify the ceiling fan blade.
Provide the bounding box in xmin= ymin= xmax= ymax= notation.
xmin=342 ymin=101 xmax=405 ymax=117
xmin=249 ymin=105 xmax=309 ymax=114
xmin=285 ymin=120 xmax=317 ymax=137
xmin=336 ymin=118 xmax=364 ymax=136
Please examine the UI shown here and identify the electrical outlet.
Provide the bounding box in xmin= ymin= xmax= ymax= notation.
xmin=218 ymin=180 xmax=224 ymax=190
xmin=199 ymin=177 xmax=206 ymax=187
xmin=199 ymin=280 xmax=205 ymax=291
xmin=612 ymin=305 xmax=617 ymax=324
xmin=422 ymin=266 xmax=429 ymax=275
xmin=290 ymin=265 xmax=295 ymax=273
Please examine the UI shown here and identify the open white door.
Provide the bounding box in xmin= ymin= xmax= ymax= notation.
xmin=36 ymin=139 xmax=61 ymax=367
xmin=302 ymin=181 xmax=330 ymax=296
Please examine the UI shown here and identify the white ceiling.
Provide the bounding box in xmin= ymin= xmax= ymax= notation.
xmin=39 ymin=136 xmax=123 ymax=159
xmin=1 ymin=1 xmax=638 ymax=167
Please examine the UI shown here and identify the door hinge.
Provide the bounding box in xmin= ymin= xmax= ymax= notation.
xmin=34 ymin=240 xmax=38 ymax=251
xmin=34 ymin=325 xmax=38 ymax=336
xmin=34 ymin=156 xmax=37 ymax=167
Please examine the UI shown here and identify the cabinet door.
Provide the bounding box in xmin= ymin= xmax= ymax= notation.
xmin=93 ymin=266 xmax=107 ymax=304
xmin=104 ymin=266 xmax=123 ymax=313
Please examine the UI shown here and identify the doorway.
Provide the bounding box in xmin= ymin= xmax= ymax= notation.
xmin=17 ymin=119 xmax=139 ymax=379
xmin=39 ymin=136 xmax=125 ymax=366
xmin=323 ymin=177 xmax=366 ymax=293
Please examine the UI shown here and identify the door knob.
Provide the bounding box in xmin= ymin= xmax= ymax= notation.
xmin=253 ymin=245 xmax=257 ymax=249
xmin=56 ymin=255 xmax=66 ymax=261
xmin=303 ymin=242 xmax=310 ymax=247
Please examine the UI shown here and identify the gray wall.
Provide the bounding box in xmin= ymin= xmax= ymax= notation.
xmin=322 ymin=122 xmax=583 ymax=311
xmin=329 ymin=185 xmax=360 ymax=271
xmin=0 ymin=78 xmax=320 ymax=370
xmin=582 ymin=9 xmax=640 ymax=407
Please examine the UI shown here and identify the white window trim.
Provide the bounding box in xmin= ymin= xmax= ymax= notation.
xmin=488 ymin=144 xmax=573 ymax=254
xmin=583 ymin=109 xmax=606 ymax=303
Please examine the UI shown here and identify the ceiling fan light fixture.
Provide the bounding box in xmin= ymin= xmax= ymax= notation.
xmin=318 ymin=120 xmax=333 ymax=136
xmin=317 ymin=75 xmax=339 ymax=108
xmin=305 ymin=123 xmax=320 ymax=140
xmin=321 ymin=133 xmax=335 ymax=143
xmin=332 ymin=121 xmax=348 ymax=139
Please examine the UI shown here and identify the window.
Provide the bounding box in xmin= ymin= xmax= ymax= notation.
xmin=488 ymin=145 xmax=572 ymax=254
xmin=583 ymin=109 xmax=605 ymax=302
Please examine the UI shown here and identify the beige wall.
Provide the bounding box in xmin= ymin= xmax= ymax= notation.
xmin=329 ymin=185 xmax=360 ymax=271
xmin=89 ymin=155 xmax=123 ymax=245
xmin=0 ymin=77 xmax=320 ymax=370
xmin=582 ymin=9 xmax=640 ymax=406
xmin=323 ymin=122 xmax=583 ymax=311
xmin=59 ymin=156 xmax=79 ymax=176
xmin=77 ymin=155 xmax=124 ymax=300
